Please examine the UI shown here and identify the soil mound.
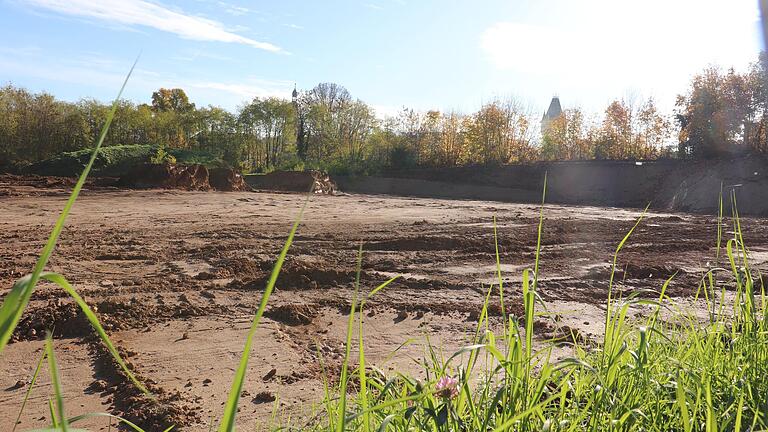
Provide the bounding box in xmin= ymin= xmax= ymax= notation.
xmin=117 ymin=163 xmax=247 ymax=191
xmin=245 ymin=170 xmax=338 ymax=194
xmin=265 ymin=303 xmax=319 ymax=325
xmin=14 ymin=301 xmax=90 ymax=341
xmin=209 ymin=167 xmax=249 ymax=191
xmin=118 ymin=163 xmax=210 ymax=190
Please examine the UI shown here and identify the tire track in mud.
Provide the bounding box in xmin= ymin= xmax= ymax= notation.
xmin=10 ymin=293 xmax=233 ymax=429
xmin=85 ymin=337 xmax=200 ymax=431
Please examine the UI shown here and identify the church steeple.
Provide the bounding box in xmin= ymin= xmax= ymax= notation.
xmin=541 ymin=95 xmax=563 ymax=135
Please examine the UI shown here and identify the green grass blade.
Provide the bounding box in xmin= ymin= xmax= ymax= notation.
xmin=675 ymin=374 xmax=691 ymax=432
xmin=12 ymin=345 xmax=46 ymax=432
xmin=716 ymin=182 xmax=723 ymax=260
xmin=0 ymin=277 xmax=36 ymax=353
xmin=491 ymin=394 xmax=559 ymax=432
xmin=0 ymin=58 xmax=138 ymax=353
xmin=366 ymin=275 xmax=401 ymax=301
xmin=48 ymin=399 xmax=57 ymax=429
xmin=355 ymin=272 xmax=398 ymax=432
xmin=40 ymin=272 xmax=149 ymax=395
xmin=337 ymin=243 xmax=363 ymax=432
xmin=602 ymin=203 xmax=648 ymax=362
xmin=45 ymin=333 xmax=68 ymax=432
xmin=217 ymin=196 xmax=307 ymax=432
xmin=67 ymin=412 xmax=149 ymax=432
xmin=376 ymin=414 xmax=396 ymax=432
xmin=357 ymin=305 xmax=369 ymax=432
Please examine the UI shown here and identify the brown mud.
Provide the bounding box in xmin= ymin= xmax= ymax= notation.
xmin=1 ymin=182 xmax=768 ymax=430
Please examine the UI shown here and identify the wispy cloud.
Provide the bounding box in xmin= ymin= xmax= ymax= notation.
xmin=21 ymin=0 xmax=282 ymax=52
xmin=188 ymin=78 xmax=294 ymax=101
xmin=0 ymin=47 xmax=291 ymax=108
xmin=365 ymin=3 xmax=384 ymax=11
xmin=283 ymin=23 xmax=304 ymax=30
xmin=217 ymin=1 xmax=250 ymax=16
xmin=170 ymin=49 xmax=234 ymax=62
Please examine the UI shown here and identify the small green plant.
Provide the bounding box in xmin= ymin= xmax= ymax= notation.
xmin=149 ymin=145 xmax=176 ymax=165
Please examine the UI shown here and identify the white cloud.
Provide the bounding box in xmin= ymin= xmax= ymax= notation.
xmin=22 ymin=0 xmax=281 ymax=52
xmin=481 ymin=0 xmax=761 ymax=109
xmin=0 ymin=46 xmax=292 ymax=109
xmin=170 ymin=49 xmax=234 ymax=62
xmin=188 ymin=79 xmax=293 ymax=101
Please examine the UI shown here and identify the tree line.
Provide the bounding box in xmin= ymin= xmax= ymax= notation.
xmin=1 ymin=52 xmax=767 ymax=174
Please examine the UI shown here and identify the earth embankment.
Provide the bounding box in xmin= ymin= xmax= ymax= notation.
xmin=335 ymin=157 xmax=768 ymax=216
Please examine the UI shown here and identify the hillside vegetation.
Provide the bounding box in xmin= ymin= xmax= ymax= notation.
xmin=2 ymin=53 xmax=767 ymax=176
xmin=22 ymin=144 xmax=226 ymax=177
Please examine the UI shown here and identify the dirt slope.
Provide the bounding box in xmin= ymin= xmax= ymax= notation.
xmin=336 ymin=157 xmax=768 ymax=216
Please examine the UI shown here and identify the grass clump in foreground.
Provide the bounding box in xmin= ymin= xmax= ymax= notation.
xmin=1 ymin=69 xmax=767 ymax=430
xmin=307 ymin=193 xmax=768 ymax=432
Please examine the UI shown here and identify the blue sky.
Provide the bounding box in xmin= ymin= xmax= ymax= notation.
xmin=0 ymin=0 xmax=763 ymax=117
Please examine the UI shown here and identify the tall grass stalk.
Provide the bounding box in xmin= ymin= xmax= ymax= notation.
xmin=216 ymin=196 xmax=308 ymax=432
xmin=308 ymin=184 xmax=767 ymax=431
xmin=45 ymin=333 xmax=68 ymax=432
xmin=12 ymin=349 xmax=46 ymax=432
xmin=0 ymin=58 xmax=149 ymax=395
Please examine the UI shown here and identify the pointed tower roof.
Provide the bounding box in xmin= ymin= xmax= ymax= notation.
xmin=545 ymin=96 xmax=562 ymax=120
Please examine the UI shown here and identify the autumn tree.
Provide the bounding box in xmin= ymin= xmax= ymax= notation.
xmin=676 ymin=66 xmax=755 ymax=158
xmin=439 ymin=111 xmax=467 ymax=166
xmin=151 ymin=88 xmax=195 ymax=113
xmin=465 ymin=99 xmax=534 ymax=164
xmin=745 ymin=52 xmax=768 ymax=153
xmin=636 ymin=98 xmax=672 ymax=158
xmin=595 ymin=97 xmax=670 ymax=159
xmin=540 ymin=108 xmax=591 ymax=160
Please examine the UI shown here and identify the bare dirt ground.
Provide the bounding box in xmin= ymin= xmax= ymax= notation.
xmin=2 ymin=180 xmax=768 ymax=431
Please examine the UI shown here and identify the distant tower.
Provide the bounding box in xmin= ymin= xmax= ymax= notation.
xmin=291 ymin=83 xmax=298 ymax=104
xmin=540 ymin=96 xmax=563 ymax=135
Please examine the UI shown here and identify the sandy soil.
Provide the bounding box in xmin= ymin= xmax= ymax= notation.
xmin=2 ymin=182 xmax=767 ymax=431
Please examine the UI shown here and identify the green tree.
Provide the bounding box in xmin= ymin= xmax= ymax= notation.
xmin=676 ymin=66 xmax=754 ymax=158
xmin=238 ymin=97 xmax=297 ymax=171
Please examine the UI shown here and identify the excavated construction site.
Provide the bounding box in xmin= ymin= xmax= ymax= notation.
xmin=2 ymin=159 xmax=768 ymax=430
